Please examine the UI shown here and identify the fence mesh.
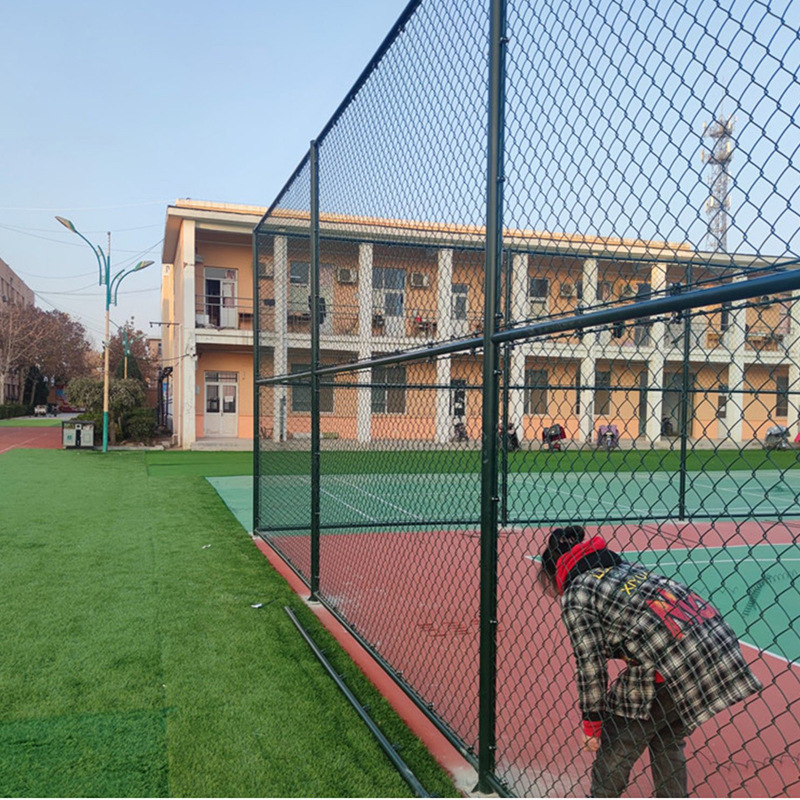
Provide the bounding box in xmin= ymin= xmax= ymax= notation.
xmin=254 ymin=0 xmax=800 ymax=795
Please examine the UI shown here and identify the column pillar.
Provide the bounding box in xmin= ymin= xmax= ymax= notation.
xmin=435 ymin=248 xmax=454 ymax=444
xmin=646 ymin=263 xmax=667 ymax=442
xmin=725 ymin=275 xmax=748 ymax=443
xmin=509 ymin=254 xmax=528 ymax=438
xmin=785 ymin=297 xmax=800 ymax=431
xmin=181 ymin=220 xmax=197 ymax=449
xmin=579 ymin=258 xmax=599 ymax=444
xmin=357 ymin=243 xmax=373 ymax=443
xmin=273 ymin=236 xmax=288 ymax=441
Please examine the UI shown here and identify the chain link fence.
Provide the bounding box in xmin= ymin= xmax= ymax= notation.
xmin=255 ymin=0 xmax=800 ymax=794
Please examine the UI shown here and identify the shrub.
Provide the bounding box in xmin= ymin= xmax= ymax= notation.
xmin=0 ymin=404 xmax=32 ymax=420
xmin=124 ymin=407 xmax=156 ymax=444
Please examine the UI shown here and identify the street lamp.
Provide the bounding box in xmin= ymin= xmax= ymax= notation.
xmin=56 ymin=216 xmax=153 ymax=452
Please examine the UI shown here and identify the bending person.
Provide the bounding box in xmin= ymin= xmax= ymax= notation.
xmin=540 ymin=525 xmax=761 ymax=797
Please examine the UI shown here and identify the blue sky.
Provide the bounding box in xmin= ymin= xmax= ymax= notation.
xmin=0 ymin=0 xmax=409 ymax=344
xmin=3 ymin=0 xmax=798 ymax=348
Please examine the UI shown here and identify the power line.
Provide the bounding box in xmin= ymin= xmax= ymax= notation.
xmin=0 ymin=200 xmax=169 ymax=211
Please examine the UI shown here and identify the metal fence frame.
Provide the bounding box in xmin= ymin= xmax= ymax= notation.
xmin=253 ymin=0 xmax=800 ymax=793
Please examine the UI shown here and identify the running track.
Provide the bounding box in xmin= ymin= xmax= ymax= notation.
xmin=0 ymin=425 xmax=62 ymax=454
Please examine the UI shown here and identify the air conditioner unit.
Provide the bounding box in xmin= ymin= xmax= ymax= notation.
xmin=409 ymin=272 xmax=429 ymax=289
xmin=337 ymin=267 xmax=357 ymax=284
xmin=560 ymin=281 xmax=575 ymax=298
xmin=195 ymin=313 xmax=210 ymax=327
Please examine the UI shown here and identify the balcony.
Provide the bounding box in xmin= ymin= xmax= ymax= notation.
xmin=196 ymin=295 xmax=254 ymax=331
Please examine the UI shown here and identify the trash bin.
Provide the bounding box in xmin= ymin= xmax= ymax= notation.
xmin=62 ymin=421 xmax=95 ymax=449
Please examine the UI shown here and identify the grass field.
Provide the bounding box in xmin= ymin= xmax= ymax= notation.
xmin=0 ymin=418 xmax=63 ymax=428
xmin=253 ymin=445 xmax=800 ymax=476
xmin=0 ymin=449 xmax=459 ymax=797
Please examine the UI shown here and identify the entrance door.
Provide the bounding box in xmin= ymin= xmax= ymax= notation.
xmin=205 ymin=268 xmax=238 ymax=329
xmin=204 ymin=372 xmax=238 ymax=437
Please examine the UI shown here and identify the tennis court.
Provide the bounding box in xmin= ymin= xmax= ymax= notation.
xmin=210 ymin=467 xmax=800 ymax=796
xmin=244 ymin=467 xmax=800 ymax=530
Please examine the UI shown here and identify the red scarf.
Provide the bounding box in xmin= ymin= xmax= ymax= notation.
xmin=555 ymin=536 xmax=609 ymax=594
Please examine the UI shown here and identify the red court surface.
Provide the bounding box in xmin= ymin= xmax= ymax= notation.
xmin=0 ymin=425 xmax=62 ymax=454
xmin=265 ymin=520 xmax=800 ymax=797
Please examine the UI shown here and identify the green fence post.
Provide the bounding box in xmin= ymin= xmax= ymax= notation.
xmin=479 ymin=0 xmax=507 ymax=790
xmin=253 ymin=234 xmax=261 ymax=534
xmin=310 ymin=139 xmax=321 ymax=601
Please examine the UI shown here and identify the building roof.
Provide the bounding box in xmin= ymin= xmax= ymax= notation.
xmin=163 ymin=198 xmax=777 ymax=270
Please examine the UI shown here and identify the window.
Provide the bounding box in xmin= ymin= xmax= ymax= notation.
xmin=595 ymin=370 xmax=612 ymax=415
xmin=290 ymin=364 xmax=334 ymax=413
xmin=524 ymin=368 xmax=548 ymax=415
xmin=716 ymin=384 xmax=729 ymax=419
xmin=776 ymin=374 xmax=789 ymax=417
xmin=290 ymin=262 xmax=310 ymax=285
xmin=529 ymin=278 xmax=549 ymax=299
xmin=371 ymin=365 xmax=406 ymax=414
xmin=452 ymin=284 xmax=468 ymax=320
xmin=373 ymin=267 xmax=406 ymax=322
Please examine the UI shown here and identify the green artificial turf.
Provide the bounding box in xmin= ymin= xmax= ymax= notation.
xmin=0 ymin=418 xmax=64 ymax=427
xmin=162 ymin=444 xmax=800 ymax=477
xmin=0 ymin=449 xmax=459 ymax=797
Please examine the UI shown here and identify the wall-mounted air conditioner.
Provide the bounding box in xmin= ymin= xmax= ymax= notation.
xmin=409 ymin=272 xmax=429 ymax=289
xmin=337 ymin=267 xmax=357 ymax=284
xmin=195 ymin=313 xmax=210 ymax=327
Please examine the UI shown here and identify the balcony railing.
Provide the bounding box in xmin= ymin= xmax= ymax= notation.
xmin=205 ymin=294 xmax=793 ymax=357
xmin=195 ymin=295 xmax=254 ymax=331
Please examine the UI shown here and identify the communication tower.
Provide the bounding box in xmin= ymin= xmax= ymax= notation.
xmin=701 ymin=112 xmax=735 ymax=252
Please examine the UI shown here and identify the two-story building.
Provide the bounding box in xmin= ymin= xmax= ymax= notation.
xmin=160 ymin=199 xmax=798 ymax=449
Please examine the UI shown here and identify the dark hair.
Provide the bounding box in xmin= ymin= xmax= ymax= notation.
xmin=541 ymin=525 xmax=586 ymax=579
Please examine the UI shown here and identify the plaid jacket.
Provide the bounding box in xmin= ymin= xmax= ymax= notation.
xmin=561 ymin=559 xmax=761 ymax=732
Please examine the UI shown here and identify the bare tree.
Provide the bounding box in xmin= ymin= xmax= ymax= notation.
xmin=0 ymin=303 xmax=94 ymax=406
xmin=0 ymin=303 xmax=51 ymax=405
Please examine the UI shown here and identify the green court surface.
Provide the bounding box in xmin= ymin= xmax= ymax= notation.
xmin=209 ymin=470 xmax=800 ymax=664
xmin=207 ymin=476 xmax=253 ymax=531
xmin=245 ymin=469 xmax=800 ymax=529
xmin=633 ymin=545 xmax=800 ymax=664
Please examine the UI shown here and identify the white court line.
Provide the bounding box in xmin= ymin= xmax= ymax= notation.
xmin=319 ymin=487 xmax=380 ymax=523
xmin=509 ymin=471 xmax=670 ymax=517
xmin=648 ymin=469 xmax=800 ymax=513
xmin=739 ymin=639 xmax=799 ymax=668
xmin=0 ymin=435 xmax=40 ymax=454
xmin=641 ymin=557 xmax=800 ymax=566
xmin=326 ymin=475 xmax=428 ymax=522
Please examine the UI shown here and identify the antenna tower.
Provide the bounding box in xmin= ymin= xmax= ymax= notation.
xmin=701 ymin=111 xmax=735 ymax=252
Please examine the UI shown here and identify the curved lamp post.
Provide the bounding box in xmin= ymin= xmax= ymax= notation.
xmin=56 ymin=216 xmax=153 ymax=452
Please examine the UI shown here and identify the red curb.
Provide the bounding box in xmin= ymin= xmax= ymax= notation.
xmin=252 ymin=536 xmax=476 ymax=794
